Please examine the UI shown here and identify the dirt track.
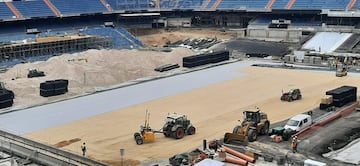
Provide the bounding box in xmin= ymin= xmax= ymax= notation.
xmin=24 ymin=65 xmax=360 ymax=165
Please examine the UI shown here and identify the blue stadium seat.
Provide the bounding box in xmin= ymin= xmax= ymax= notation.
xmin=178 ymin=0 xmax=203 ymax=9
xmin=324 ymin=0 xmax=348 ymax=10
xmin=51 ymin=0 xmax=107 ymax=16
xmin=292 ymin=0 xmax=348 ymax=10
xmin=353 ymin=0 xmax=360 ymax=10
xmin=160 ymin=0 xmax=177 ymax=9
xmin=107 ymin=0 xmax=153 ymax=10
xmin=206 ymin=0 xmax=217 ymax=9
xmin=0 ymin=3 xmax=15 ymax=20
xmin=12 ymin=1 xmax=55 ymax=18
xmin=0 ymin=34 xmax=36 ymax=43
xmin=217 ymin=0 xmax=268 ymax=10
xmin=271 ymin=0 xmax=289 ymax=9
xmin=82 ymin=27 xmax=143 ymax=48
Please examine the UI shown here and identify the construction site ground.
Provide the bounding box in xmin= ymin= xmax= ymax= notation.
xmin=0 ymin=29 xmax=359 ymax=166
xmin=17 ymin=60 xmax=360 ymax=166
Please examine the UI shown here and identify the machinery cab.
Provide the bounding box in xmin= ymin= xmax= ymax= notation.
xmin=281 ymin=88 xmax=302 ymax=102
xmin=164 ymin=113 xmax=190 ymax=128
xmin=162 ymin=113 xmax=195 ymax=139
xmin=242 ymin=111 xmax=261 ymax=128
xmin=27 ymin=69 xmax=45 ymax=78
xmin=224 ymin=108 xmax=270 ymax=143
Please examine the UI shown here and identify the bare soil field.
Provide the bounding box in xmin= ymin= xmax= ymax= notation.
xmin=24 ymin=66 xmax=360 ymax=165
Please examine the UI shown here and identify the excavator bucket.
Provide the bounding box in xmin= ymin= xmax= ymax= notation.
xmin=224 ymin=132 xmax=247 ymax=143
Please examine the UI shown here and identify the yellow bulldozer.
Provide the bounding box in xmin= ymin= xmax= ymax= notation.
xmin=224 ymin=109 xmax=270 ymax=143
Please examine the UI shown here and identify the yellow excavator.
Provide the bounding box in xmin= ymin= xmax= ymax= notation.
xmin=224 ymin=108 xmax=270 ymax=143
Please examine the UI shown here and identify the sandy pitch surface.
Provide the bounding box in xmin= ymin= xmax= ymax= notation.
xmin=24 ymin=66 xmax=360 ymax=165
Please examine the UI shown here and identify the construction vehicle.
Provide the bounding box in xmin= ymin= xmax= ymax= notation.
xmin=336 ymin=67 xmax=347 ymax=77
xmin=281 ymin=88 xmax=302 ymax=102
xmin=27 ymin=69 xmax=45 ymax=78
xmin=134 ymin=110 xmax=157 ymax=145
xmin=134 ymin=112 xmax=195 ymax=144
xmin=162 ymin=113 xmax=196 ymax=139
xmin=224 ymin=108 xmax=270 ymax=143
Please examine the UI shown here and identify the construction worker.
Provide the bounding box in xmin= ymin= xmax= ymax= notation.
xmin=81 ymin=142 xmax=87 ymax=157
xmin=291 ymin=136 xmax=298 ymax=153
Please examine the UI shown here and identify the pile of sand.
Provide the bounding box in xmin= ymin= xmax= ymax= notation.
xmin=0 ymin=47 xmax=195 ymax=109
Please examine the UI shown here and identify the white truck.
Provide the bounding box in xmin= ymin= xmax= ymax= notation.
xmin=284 ymin=113 xmax=312 ymax=132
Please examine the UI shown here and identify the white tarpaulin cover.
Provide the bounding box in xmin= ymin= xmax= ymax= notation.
xmin=195 ymin=159 xmax=224 ymax=166
xmin=302 ymin=32 xmax=352 ymax=53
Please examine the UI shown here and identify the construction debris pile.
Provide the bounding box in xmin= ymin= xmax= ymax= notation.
xmin=164 ymin=37 xmax=220 ymax=50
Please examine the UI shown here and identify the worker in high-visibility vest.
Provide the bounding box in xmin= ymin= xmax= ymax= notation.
xmin=81 ymin=142 xmax=87 ymax=156
xmin=291 ymin=136 xmax=298 ymax=153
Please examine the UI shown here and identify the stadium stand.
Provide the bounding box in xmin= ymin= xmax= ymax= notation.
xmin=107 ymin=0 xmax=153 ymax=10
xmin=50 ymin=0 xmax=108 ymax=16
xmin=0 ymin=3 xmax=15 ymax=20
xmin=5 ymin=1 xmax=23 ymax=19
xmin=159 ymin=0 xmax=177 ymax=9
xmin=178 ymin=0 xmax=203 ymax=9
xmin=1 ymin=0 xmax=360 ymax=21
xmin=217 ymin=0 xmax=269 ymax=10
xmin=271 ymin=0 xmax=290 ymax=9
xmin=81 ymin=27 xmax=143 ymax=48
xmin=348 ymin=0 xmax=357 ymax=10
xmin=12 ymin=1 xmax=55 ymax=18
xmin=292 ymin=0 xmax=347 ymax=10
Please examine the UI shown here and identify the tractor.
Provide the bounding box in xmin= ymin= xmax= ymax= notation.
xmin=162 ymin=113 xmax=196 ymax=139
xmin=281 ymin=88 xmax=302 ymax=102
xmin=224 ymin=109 xmax=270 ymax=143
xmin=134 ymin=112 xmax=195 ymax=145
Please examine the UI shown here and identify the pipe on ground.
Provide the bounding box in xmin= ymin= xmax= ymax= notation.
xmin=225 ymin=156 xmax=248 ymax=166
xmin=222 ymin=146 xmax=255 ymax=163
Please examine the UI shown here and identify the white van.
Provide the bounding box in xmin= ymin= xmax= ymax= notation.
xmin=284 ymin=114 xmax=312 ymax=132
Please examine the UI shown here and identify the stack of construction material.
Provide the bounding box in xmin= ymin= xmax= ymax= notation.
xmin=154 ymin=63 xmax=180 ymax=72
xmin=303 ymin=56 xmax=310 ymax=63
xmin=221 ymin=146 xmax=255 ymax=166
xmin=289 ymin=55 xmax=296 ymax=63
xmin=40 ymin=79 xmax=68 ymax=97
xmin=283 ymin=55 xmax=291 ymax=63
xmin=325 ymin=86 xmax=357 ymax=107
xmin=310 ymin=56 xmax=315 ymax=64
xmin=183 ymin=51 xmax=229 ymax=68
xmin=0 ymin=88 xmax=14 ymax=109
xmin=320 ymin=95 xmax=333 ymax=110
xmin=314 ymin=57 xmax=322 ymax=64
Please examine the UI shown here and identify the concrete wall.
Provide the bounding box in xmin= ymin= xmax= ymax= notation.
xmin=167 ymin=18 xmax=191 ymax=27
xmin=247 ymin=28 xmax=302 ymax=42
xmin=0 ymin=130 xmax=107 ymax=166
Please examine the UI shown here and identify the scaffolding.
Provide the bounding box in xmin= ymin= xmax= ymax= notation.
xmin=0 ymin=35 xmax=112 ymax=62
